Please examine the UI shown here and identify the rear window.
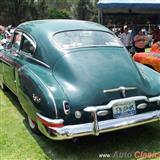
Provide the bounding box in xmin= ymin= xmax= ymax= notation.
xmin=53 ymin=30 xmax=122 ymax=49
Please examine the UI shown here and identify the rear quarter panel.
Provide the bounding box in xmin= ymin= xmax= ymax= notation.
xmin=16 ymin=64 xmax=67 ymax=121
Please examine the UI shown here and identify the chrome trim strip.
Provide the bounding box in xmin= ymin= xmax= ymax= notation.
xmin=84 ymin=96 xmax=147 ymax=112
xmin=148 ymin=96 xmax=160 ymax=102
xmin=47 ymin=110 xmax=160 ymax=140
xmin=26 ymin=55 xmax=50 ymax=69
xmin=36 ymin=113 xmax=64 ymax=124
xmin=23 ymin=33 xmax=36 ymax=49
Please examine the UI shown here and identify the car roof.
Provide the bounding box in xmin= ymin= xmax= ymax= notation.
xmin=16 ymin=20 xmax=114 ymax=68
xmin=17 ymin=19 xmax=111 ymax=37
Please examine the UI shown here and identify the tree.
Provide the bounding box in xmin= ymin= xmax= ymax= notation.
xmin=0 ymin=0 xmax=50 ymax=25
xmin=0 ymin=0 xmax=98 ymax=26
xmin=70 ymin=0 xmax=98 ymax=21
xmin=35 ymin=0 xmax=48 ymax=19
xmin=47 ymin=9 xmax=70 ymax=19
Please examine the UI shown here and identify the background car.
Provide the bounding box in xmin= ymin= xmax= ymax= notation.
xmin=0 ymin=20 xmax=160 ymax=140
xmin=133 ymin=52 xmax=160 ymax=72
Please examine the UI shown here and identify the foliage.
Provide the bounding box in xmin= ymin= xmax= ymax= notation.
xmin=0 ymin=0 xmax=36 ymax=26
xmin=47 ymin=8 xmax=70 ymax=19
xmin=0 ymin=0 xmax=99 ymax=26
xmin=70 ymin=0 xmax=98 ymax=21
xmin=35 ymin=0 xmax=48 ymax=19
xmin=0 ymin=0 xmax=70 ymax=26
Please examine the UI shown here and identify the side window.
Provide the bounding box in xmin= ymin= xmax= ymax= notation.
xmin=21 ymin=35 xmax=35 ymax=56
xmin=12 ymin=32 xmax=22 ymax=50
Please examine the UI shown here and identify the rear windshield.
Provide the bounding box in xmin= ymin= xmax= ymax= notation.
xmin=53 ymin=30 xmax=122 ymax=49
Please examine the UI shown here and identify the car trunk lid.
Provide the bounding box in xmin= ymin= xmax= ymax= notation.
xmin=53 ymin=47 xmax=150 ymax=108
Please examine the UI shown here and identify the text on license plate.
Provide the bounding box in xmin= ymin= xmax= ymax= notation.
xmin=112 ymin=102 xmax=136 ymax=118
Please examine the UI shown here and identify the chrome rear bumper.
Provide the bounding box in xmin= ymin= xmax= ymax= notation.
xmin=37 ymin=96 xmax=160 ymax=140
xmin=49 ymin=110 xmax=160 ymax=140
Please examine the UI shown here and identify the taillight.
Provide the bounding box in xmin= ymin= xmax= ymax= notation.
xmin=36 ymin=113 xmax=64 ymax=128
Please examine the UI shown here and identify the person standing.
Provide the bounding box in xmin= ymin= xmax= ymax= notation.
xmin=119 ymin=27 xmax=132 ymax=51
xmin=152 ymin=26 xmax=160 ymax=44
xmin=134 ymin=29 xmax=147 ymax=53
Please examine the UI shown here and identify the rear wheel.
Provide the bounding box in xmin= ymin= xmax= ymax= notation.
xmin=27 ymin=116 xmax=40 ymax=134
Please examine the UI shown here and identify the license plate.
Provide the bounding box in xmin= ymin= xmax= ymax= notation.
xmin=112 ymin=102 xmax=136 ymax=119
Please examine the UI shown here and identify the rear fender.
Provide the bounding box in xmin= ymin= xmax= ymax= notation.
xmin=16 ymin=66 xmax=59 ymax=121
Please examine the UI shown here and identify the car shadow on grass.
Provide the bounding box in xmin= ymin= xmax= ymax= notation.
xmin=3 ymin=90 xmax=160 ymax=160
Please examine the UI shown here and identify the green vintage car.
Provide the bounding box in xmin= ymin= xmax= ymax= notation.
xmin=0 ymin=20 xmax=160 ymax=140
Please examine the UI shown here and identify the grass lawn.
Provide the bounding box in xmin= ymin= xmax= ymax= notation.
xmin=0 ymin=89 xmax=160 ymax=160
